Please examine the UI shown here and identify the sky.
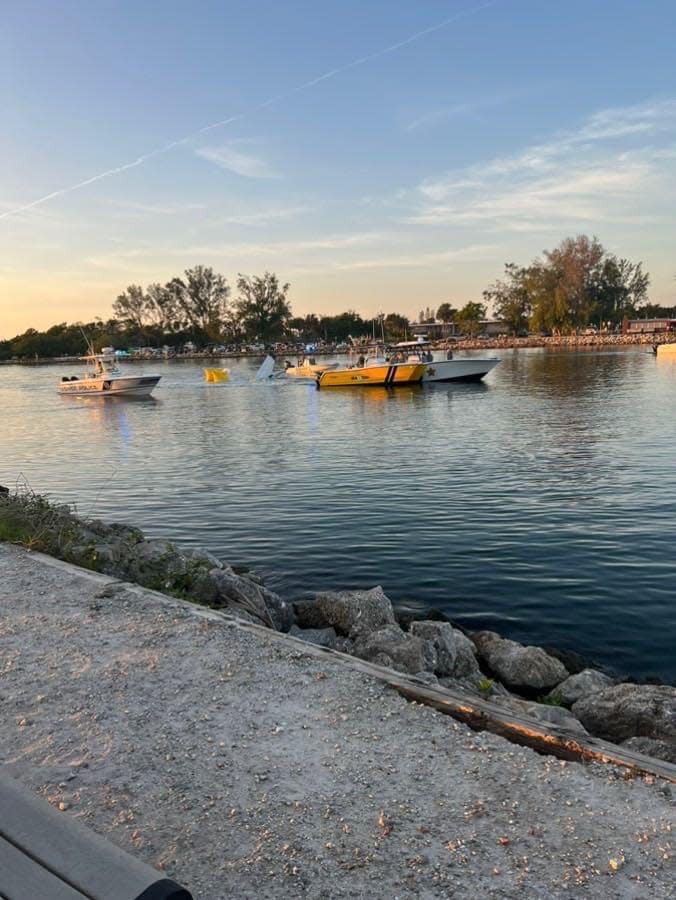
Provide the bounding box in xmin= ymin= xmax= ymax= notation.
xmin=2 ymin=0 xmax=676 ymax=336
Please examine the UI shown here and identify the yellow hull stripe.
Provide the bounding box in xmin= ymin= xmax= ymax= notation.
xmin=318 ymin=363 xmax=425 ymax=388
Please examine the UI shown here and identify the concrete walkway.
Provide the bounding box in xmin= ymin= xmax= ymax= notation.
xmin=0 ymin=543 xmax=673 ymax=899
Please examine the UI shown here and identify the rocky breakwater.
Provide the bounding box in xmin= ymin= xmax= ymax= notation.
xmin=0 ymin=491 xmax=293 ymax=631
xmin=1 ymin=490 xmax=674 ymax=764
xmin=291 ymin=598 xmax=676 ymax=763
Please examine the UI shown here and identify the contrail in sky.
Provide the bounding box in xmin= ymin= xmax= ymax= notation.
xmin=1 ymin=1 xmax=498 ymax=221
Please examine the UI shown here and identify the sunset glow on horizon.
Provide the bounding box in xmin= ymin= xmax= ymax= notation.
xmin=3 ymin=0 xmax=676 ymax=338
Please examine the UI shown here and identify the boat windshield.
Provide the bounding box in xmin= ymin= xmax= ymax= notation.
xmin=82 ymin=354 xmax=120 ymax=375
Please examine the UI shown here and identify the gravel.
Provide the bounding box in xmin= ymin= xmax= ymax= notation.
xmin=0 ymin=544 xmax=673 ymax=899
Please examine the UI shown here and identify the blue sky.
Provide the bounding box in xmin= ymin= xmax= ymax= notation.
xmin=2 ymin=0 xmax=676 ymax=334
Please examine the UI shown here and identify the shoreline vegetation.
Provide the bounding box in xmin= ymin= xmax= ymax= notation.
xmin=1 ymin=488 xmax=674 ymax=765
xmin=0 ymin=331 xmax=672 ymax=366
xmin=2 ymin=234 xmax=673 ymax=364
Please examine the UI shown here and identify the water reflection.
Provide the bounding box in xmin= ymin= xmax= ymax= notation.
xmin=2 ymin=348 xmax=676 ymax=680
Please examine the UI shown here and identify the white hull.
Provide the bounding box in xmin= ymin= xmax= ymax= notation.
xmin=58 ymin=375 xmax=161 ymax=397
xmin=422 ymin=358 xmax=499 ymax=382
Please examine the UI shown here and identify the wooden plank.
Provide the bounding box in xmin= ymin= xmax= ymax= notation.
xmin=0 ymin=835 xmax=86 ymax=900
xmin=223 ymin=618 xmax=676 ymax=783
xmin=22 ymin=550 xmax=676 ymax=783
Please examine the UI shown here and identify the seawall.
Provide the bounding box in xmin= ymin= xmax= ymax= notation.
xmin=0 ymin=330 xmax=673 ymax=365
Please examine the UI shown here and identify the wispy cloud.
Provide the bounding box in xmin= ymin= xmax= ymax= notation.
xmin=218 ymin=206 xmax=311 ymax=226
xmin=0 ymin=1 xmax=498 ymax=220
xmin=407 ymin=98 xmax=676 ymax=230
xmin=405 ymin=102 xmax=479 ymax=132
xmin=84 ymin=231 xmax=397 ymax=269
xmin=333 ymin=243 xmax=498 ymax=270
xmin=106 ymin=200 xmax=207 ymax=217
xmin=403 ymin=87 xmax=536 ymax=133
xmin=195 ymin=142 xmax=276 ymax=178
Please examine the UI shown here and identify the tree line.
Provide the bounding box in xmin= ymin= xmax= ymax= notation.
xmin=0 ymin=236 xmax=668 ymax=360
xmin=483 ymin=235 xmax=652 ymax=335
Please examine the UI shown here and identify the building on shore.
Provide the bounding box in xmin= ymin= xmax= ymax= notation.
xmin=409 ymin=319 xmax=508 ymax=339
xmin=623 ymin=317 xmax=676 ymax=335
xmin=409 ymin=322 xmax=456 ymax=339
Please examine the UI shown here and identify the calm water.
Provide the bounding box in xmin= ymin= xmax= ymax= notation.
xmin=2 ymin=348 xmax=675 ymax=681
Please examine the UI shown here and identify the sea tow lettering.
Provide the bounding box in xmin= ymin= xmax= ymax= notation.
xmin=59 ymin=382 xmax=102 ymax=392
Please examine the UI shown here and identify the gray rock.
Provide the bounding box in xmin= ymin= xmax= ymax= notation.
xmin=494 ymin=696 xmax=588 ymax=734
xmin=410 ymin=621 xmax=456 ymax=676
xmin=620 ymin=736 xmax=676 ymax=764
xmin=188 ymin=567 xmax=227 ymax=605
xmin=472 ymin=631 xmax=569 ymax=691
xmin=185 ymin=548 xmax=224 ymax=570
xmin=105 ymin=521 xmax=144 ymax=543
xmin=293 ymin=586 xmax=396 ymax=638
xmin=258 ymin=583 xmax=294 ymax=632
xmin=333 ymin=637 xmax=354 ymax=655
xmin=126 ymin=538 xmax=186 ymax=585
xmin=412 ymin=671 xmax=439 ymax=686
xmin=523 ymin=703 xmax=588 ymax=734
xmin=549 ymin=669 xmax=614 ymax=707
xmin=65 ymin=542 xmax=94 ymax=569
xmin=208 ymin=568 xmax=274 ymax=628
xmin=353 ymin=625 xmax=436 ymax=675
xmin=572 ymin=683 xmax=676 ymax=744
xmin=451 ymin=629 xmax=481 ymax=680
xmin=289 ymin=625 xmax=338 ymax=648
xmin=91 ymin=543 xmax=120 ymax=570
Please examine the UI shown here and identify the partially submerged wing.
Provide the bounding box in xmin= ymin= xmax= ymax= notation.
xmin=254 ymin=355 xmax=276 ymax=381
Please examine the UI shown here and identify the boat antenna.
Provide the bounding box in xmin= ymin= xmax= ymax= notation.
xmin=79 ymin=327 xmax=95 ymax=357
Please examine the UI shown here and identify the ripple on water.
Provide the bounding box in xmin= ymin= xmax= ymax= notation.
xmin=1 ymin=347 xmax=675 ymax=680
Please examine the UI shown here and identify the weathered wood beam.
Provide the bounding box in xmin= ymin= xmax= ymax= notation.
xmin=25 ymin=549 xmax=676 ymax=784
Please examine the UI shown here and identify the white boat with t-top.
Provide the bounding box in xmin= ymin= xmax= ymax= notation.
xmin=58 ymin=349 xmax=161 ymax=397
xmin=389 ymin=339 xmax=500 ymax=383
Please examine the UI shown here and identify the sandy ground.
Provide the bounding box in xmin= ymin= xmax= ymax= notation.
xmin=0 ymin=544 xmax=673 ymax=899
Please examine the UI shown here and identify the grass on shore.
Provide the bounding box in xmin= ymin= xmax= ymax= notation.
xmin=0 ymin=493 xmax=66 ymax=553
xmin=0 ymin=518 xmax=34 ymax=545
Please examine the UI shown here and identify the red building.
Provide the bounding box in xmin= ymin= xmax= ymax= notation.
xmin=623 ymin=318 xmax=676 ymax=335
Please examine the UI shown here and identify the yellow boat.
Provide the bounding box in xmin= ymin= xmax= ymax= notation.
xmin=203 ymin=367 xmax=230 ymax=383
xmin=317 ymin=358 xmax=425 ymax=388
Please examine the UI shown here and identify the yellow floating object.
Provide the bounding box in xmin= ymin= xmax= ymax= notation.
xmin=656 ymin=343 xmax=676 ymax=356
xmin=203 ymin=367 xmax=230 ymax=382
xmin=317 ymin=362 xmax=425 ymax=388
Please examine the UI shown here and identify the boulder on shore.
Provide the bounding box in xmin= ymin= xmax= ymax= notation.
xmin=572 ymin=683 xmax=676 ymax=745
xmin=493 ymin=696 xmax=588 ymax=734
xmin=353 ymin=625 xmax=436 ymax=675
xmin=410 ymin=621 xmax=456 ymax=676
xmin=206 ymin=568 xmax=293 ymax=630
xmin=620 ymin=736 xmax=676 ymax=764
xmin=452 ymin=629 xmax=482 ymax=681
xmin=472 ymin=631 xmax=569 ymax=692
xmin=293 ymin=586 xmax=396 ymax=638
xmin=548 ymin=669 xmax=614 ymax=707
xmin=289 ymin=625 xmax=338 ymax=648
xmin=409 ymin=621 xmax=481 ymax=681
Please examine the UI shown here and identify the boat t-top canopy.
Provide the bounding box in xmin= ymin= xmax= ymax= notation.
xmin=391 ymin=339 xmax=431 ymax=348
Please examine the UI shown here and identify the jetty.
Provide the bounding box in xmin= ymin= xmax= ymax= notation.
xmin=1 ymin=543 xmax=673 ymax=898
